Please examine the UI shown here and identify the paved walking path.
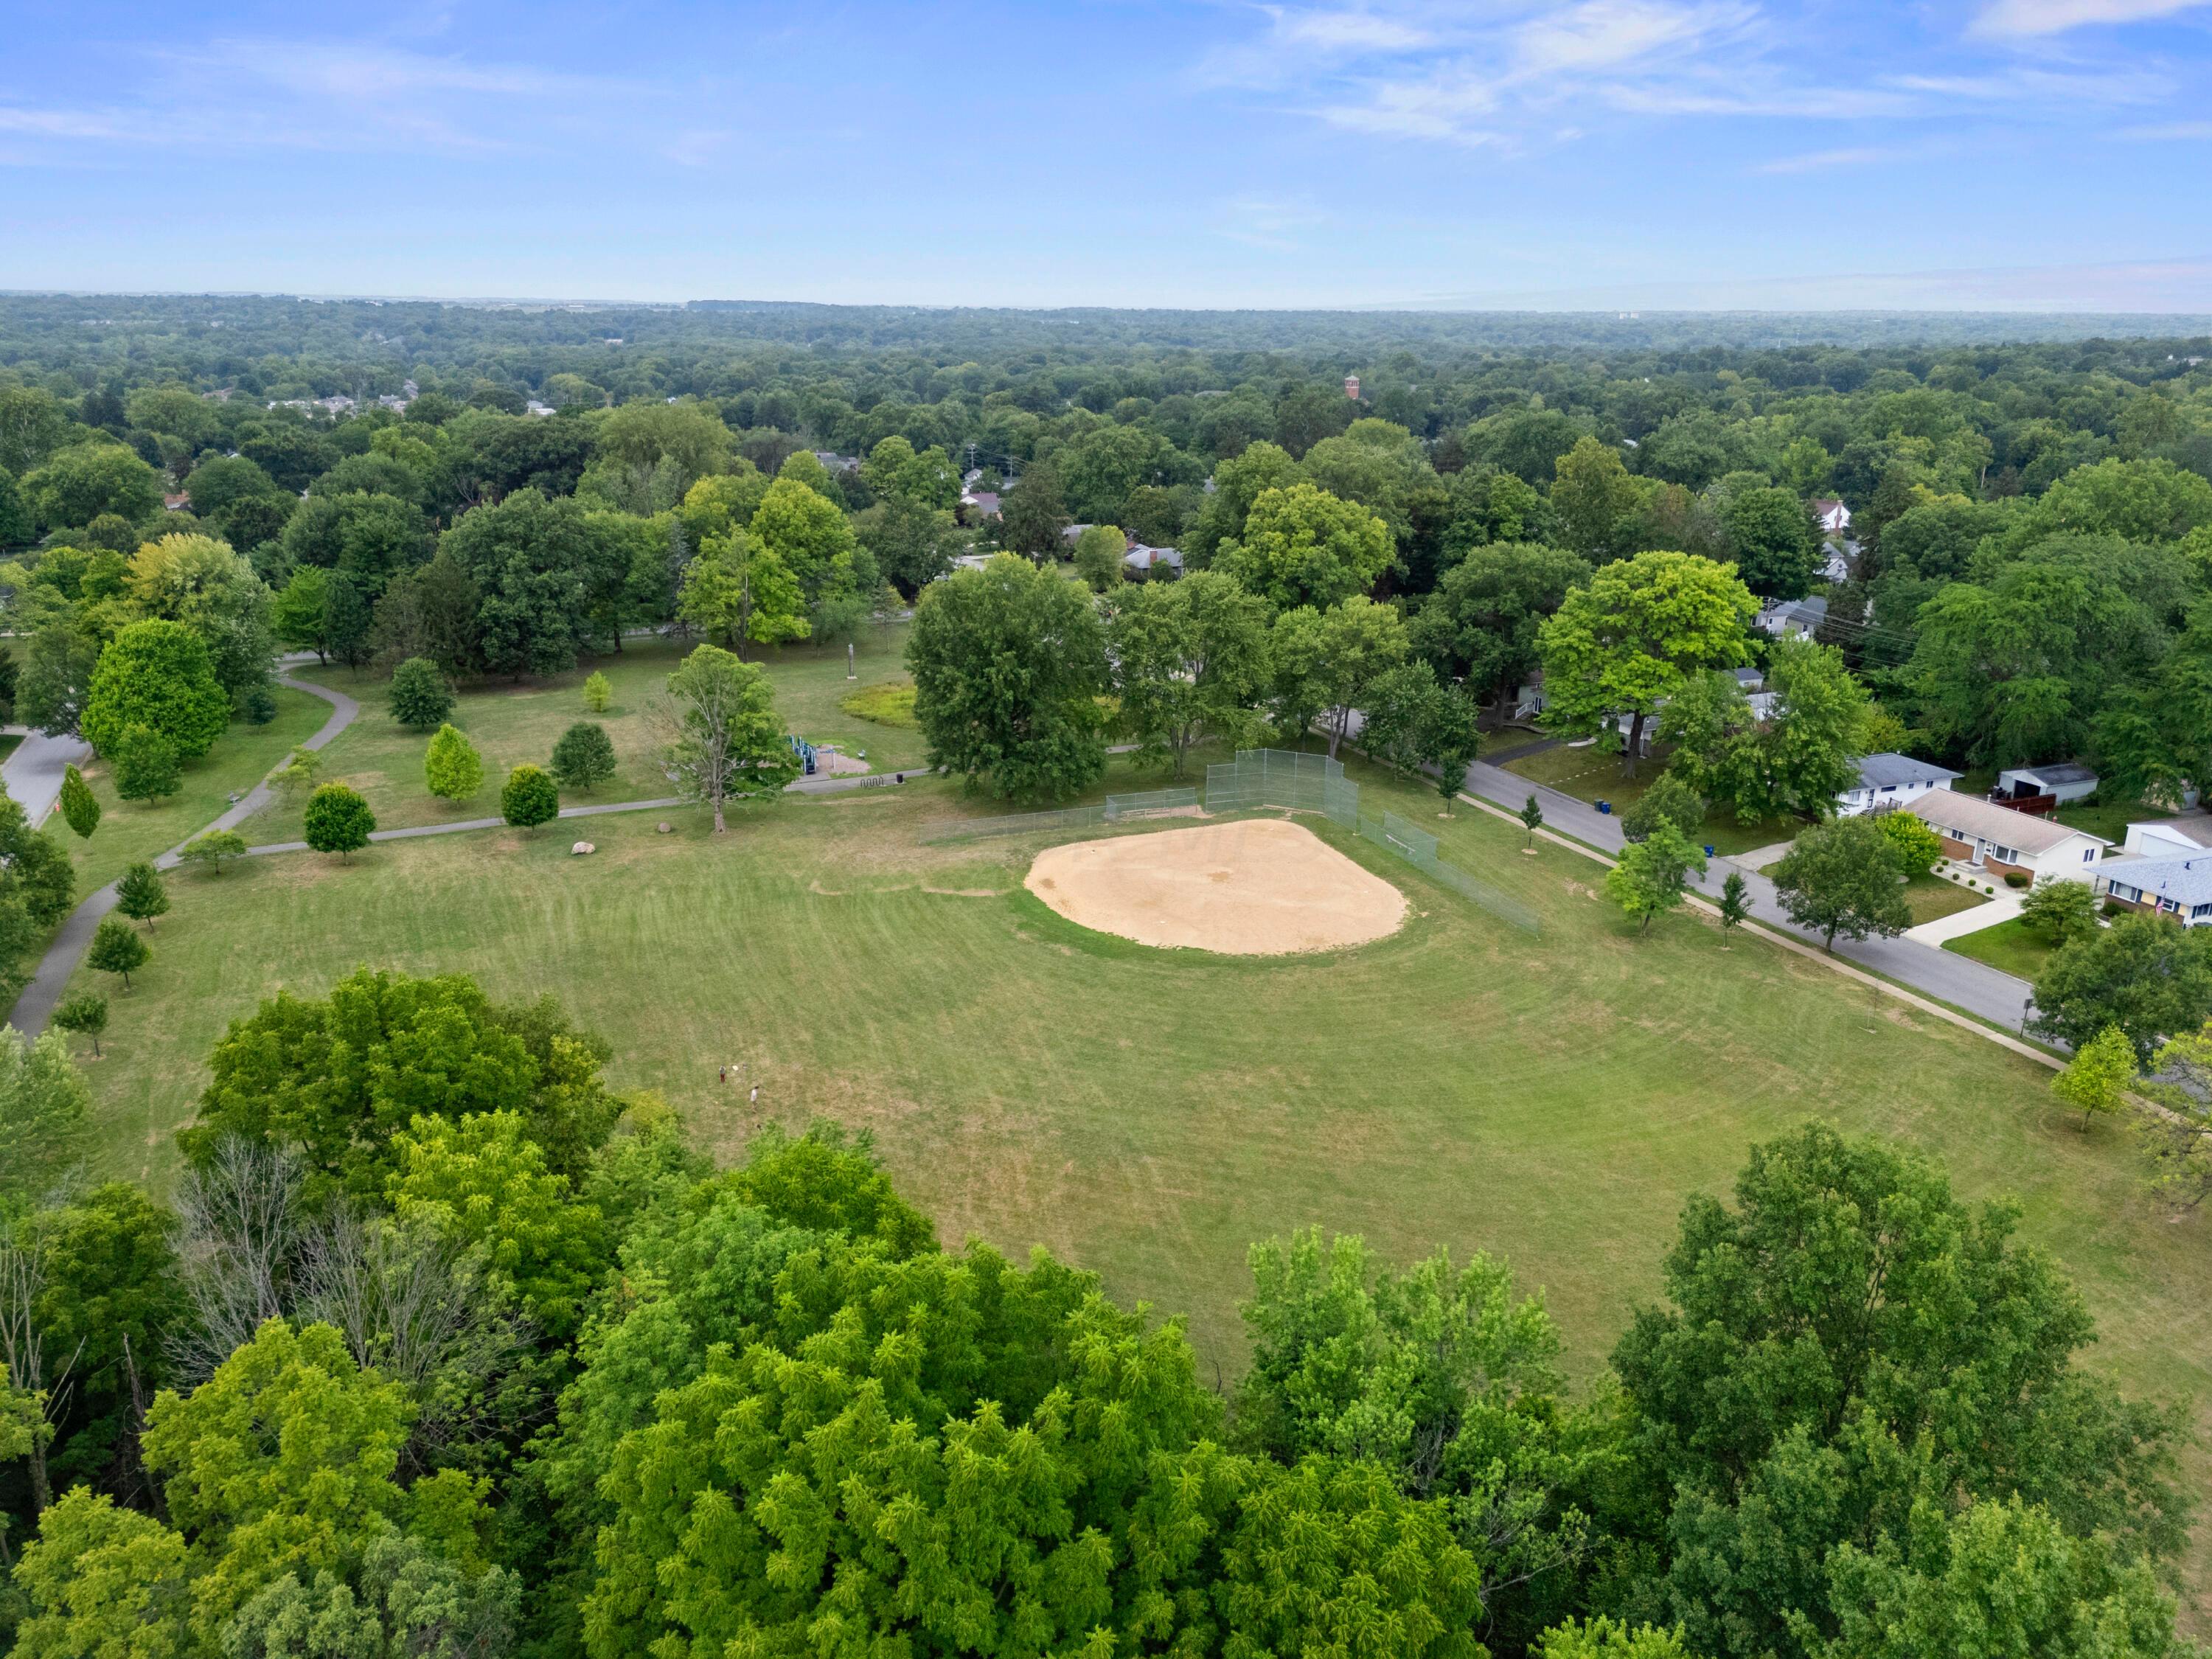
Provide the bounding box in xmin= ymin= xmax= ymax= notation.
xmin=9 ymin=673 xmax=360 ymax=1034
xmin=2 ymin=728 xmax=95 ymax=827
xmin=8 ymin=669 xmax=930 ymax=1033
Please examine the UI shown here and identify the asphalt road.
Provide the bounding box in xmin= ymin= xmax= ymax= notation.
xmin=1459 ymin=754 xmax=2039 ymax=1033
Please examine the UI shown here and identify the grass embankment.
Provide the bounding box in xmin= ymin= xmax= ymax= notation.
xmin=252 ymin=626 xmax=924 ymax=843
xmin=65 ymin=688 xmax=327 ymax=892
xmin=1501 ymin=742 xmax=1796 ymax=857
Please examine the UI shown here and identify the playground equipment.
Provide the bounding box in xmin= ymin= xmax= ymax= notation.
xmin=789 ymin=735 xmax=818 ymax=776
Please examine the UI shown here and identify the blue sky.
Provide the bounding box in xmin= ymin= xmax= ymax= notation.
xmin=3 ymin=0 xmax=2210 ymax=309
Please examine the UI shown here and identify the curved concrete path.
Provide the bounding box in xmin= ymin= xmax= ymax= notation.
xmin=8 ymin=673 xmax=359 ymax=1034
xmin=2 ymin=728 xmax=96 ymax=828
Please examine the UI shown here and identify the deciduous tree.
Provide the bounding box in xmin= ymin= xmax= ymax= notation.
xmin=88 ymin=913 xmax=150 ymax=989
xmin=386 ymin=656 xmax=453 ymax=728
xmin=423 ymin=723 xmax=483 ymax=801
xmin=57 ymin=764 xmax=99 ymax=839
xmin=648 ymin=644 xmax=799 ymax=832
xmin=52 ymin=990 xmax=109 ymax=1056
xmin=2053 ymin=1023 xmax=2136 ymax=1130
xmin=2029 ymin=914 xmax=2212 ymax=1063
xmin=1606 ymin=824 xmax=1705 ymax=934
xmin=1537 ymin=552 xmax=1756 ymax=779
xmin=112 ymin=723 xmax=183 ymax=804
xmin=1217 ymin=481 xmax=1393 ymax=610
xmin=180 ymin=829 xmax=248 ymax=874
xmin=302 ymin=782 xmax=376 ymax=860
xmin=500 ymin=763 xmax=560 ymax=829
xmin=83 ymin=619 xmax=231 ymax=761
xmin=1771 ymin=815 xmax=1911 ymax=950
xmin=907 ymin=553 xmax=1110 ymax=801
xmin=1108 ymin=570 xmax=1270 ymax=779
xmin=116 ymin=860 xmax=169 ymax=930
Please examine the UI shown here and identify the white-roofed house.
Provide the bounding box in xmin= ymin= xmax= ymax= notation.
xmin=2121 ymin=816 xmax=2212 ymax=860
xmin=1910 ymin=790 xmax=2109 ymax=884
xmin=2100 ymin=855 xmax=2212 ymax=925
xmin=1835 ymin=753 xmax=1961 ymax=818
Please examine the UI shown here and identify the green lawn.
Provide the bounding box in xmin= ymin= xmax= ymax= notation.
xmin=1903 ymin=872 xmax=1992 ymax=927
xmin=66 ymin=689 xmax=328 ymax=893
xmin=0 ymin=733 xmax=22 ymax=767
xmin=1944 ymin=915 xmax=2060 ymax=981
xmin=1501 ymin=742 xmax=1799 ymax=857
xmin=65 ymin=757 xmax=2212 ymax=1580
xmin=251 ymin=625 xmax=925 ymax=844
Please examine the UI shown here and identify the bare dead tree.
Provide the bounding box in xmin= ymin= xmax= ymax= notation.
xmin=297 ymin=1206 xmax=529 ymax=1469
xmin=0 ymin=1215 xmax=86 ymax=1512
xmin=170 ymin=1137 xmax=308 ymax=1382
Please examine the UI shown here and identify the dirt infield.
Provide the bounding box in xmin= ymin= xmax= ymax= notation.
xmin=1024 ymin=818 xmax=1407 ymax=954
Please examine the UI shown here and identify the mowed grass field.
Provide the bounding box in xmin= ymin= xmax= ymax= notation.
xmin=246 ymin=625 xmax=925 ymax=843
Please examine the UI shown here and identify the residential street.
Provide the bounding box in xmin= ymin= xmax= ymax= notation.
xmin=1458 ymin=755 xmax=2039 ymax=1034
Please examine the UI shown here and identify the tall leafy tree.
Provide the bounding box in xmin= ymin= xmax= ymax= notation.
xmin=440 ymin=490 xmax=626 ymax=677
xmin=1107 ymin=570 xmax=1270 ymax=778
xmin=675 ymin=531 xmax=808 ymax=658
xmin=1610 ymin=1123 xmax=2188 ymax=1659
xmin=82 ymin=618 xmax=231 ymax=761
xmin=1551 ymin=437 xmax=1644 ymax=561
xmin=1537 ymin=551 xmax=1756 ymax=779
xmin=1217 ymin=482 xmax=1394 ymax=611
xmin=647 ymin=644 xmax=800 ymax=832
xmin=2029 ymin=914 xmax=2212 ymax=1064
xmin=1605 ymin=824 xmax=1705 ymax=934
xmin=182 ymin=966 xmax=619 ymax=1202
xmin=907 ymin=552 xmax=1110 ymax=801
xmin=1412 ymin=543 xmax=1590 ymax=715
xmin=1770 ymin=815 xmax=1912 ymax=950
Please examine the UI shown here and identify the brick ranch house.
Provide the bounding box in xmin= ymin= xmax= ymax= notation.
xmin=1905 ymin=790 xmax=2109 ymax=884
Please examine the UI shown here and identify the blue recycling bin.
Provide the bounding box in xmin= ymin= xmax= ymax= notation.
xmin=1704 ymin=844 xmax=1716 ymax=858
xmin=1596 ymin=800 xmax=1612 ymax=815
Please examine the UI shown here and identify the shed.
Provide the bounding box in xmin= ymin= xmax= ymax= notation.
xmin=1995 ymin=763 xmax=2098 ymax=807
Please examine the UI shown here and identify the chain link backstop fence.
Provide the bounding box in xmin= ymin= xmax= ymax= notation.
xmin=921 ymin=748 xmax=1537 ymax=933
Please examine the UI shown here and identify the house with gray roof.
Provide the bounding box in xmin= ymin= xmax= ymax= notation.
xmin=1911 ymin=790 xmax=2108 ymax=884
xmin=2101 ymin=855 xmax=2212 ymax=925
xmin=1835 ymin=753 xmax=1961 ymax=817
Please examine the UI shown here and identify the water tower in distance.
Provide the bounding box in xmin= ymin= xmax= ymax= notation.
xmin=1344 ymin=373 xmax=1361 ymax=401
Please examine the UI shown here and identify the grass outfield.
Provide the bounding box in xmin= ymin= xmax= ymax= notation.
xmin=247 ymin=626 xmax=925 ymax=843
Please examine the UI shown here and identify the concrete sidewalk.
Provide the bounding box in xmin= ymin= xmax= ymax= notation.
xmin=1905 ymin=888 xmax=2020 ymax=946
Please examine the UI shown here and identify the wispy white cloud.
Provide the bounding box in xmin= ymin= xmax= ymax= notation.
xmin=1969 ymin=0 xmax=2212 ymax=37
xmin=1513 ymin=0 xmax=1753 ymax=72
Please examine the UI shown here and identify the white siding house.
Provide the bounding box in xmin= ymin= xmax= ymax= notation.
xmin=1910 ymin=791 xmax=2109 ymax=883
xmin=1994 ymin=762 xmax=2098 ymax=806
xmin=1836 ymin=754 xmax=1961 ymax=817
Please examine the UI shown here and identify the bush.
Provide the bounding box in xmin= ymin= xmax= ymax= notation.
xmin=549 ymin=722 xmax=617 ymax=793
xmin=423 ymin=723 xmax=484 ymax=801
xmin=839 ymin=681 xmax=917 ymax=728
xmin=234 ymin=681 xmax=278 ymax=725
xmin=57 ymin=765 xmax=100 ymax=839
xmin=501 ymin=763 xmax=560 ymax=829
xmin=2004 ymin=871 xmax=2031 ymax=888
xmin=302 ymin=782 xmax=376 ymax=859
xmin=388 ymin=656 xmax=455 ymax=728
xmin=111 ymin=724 xmax=181 ymax=804
xmin=1873 ymin=810 xmax=1944 ymax=877
xmin=87 ymin=914 xmax=150 ymax=988
xmin=2021 ymin=874 xmax=2101 ymax=945
xmin=582 ymin=669 xmax=611 ymax=713
xmin=179 ymin=830 xmax=248 ymax=874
